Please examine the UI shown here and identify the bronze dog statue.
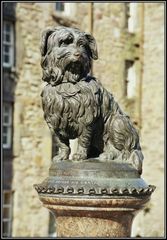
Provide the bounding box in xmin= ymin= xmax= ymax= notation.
xmin=40 ymin=26 xmax=143 ymax=174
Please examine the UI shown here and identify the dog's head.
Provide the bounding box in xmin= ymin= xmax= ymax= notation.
xmin=40 ymin=26 xmax=98 ymax=85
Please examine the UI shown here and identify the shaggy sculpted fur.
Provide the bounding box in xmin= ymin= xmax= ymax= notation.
xmin=40 ymin=26 xmax=143 ymax=173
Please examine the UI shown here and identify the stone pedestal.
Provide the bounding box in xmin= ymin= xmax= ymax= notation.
xmin=39 ymin=194 xmax=151 ymax=237
xmin=34 ymin=160 xmax=155 ymax=237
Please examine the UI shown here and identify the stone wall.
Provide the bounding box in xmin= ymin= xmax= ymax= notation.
xmin=12 ymin=3 xmax=57 ymax=237
xmin=132 ymin=3 xmax=164 ymax=237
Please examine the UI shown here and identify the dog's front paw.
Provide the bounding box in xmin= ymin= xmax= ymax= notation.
xmin=72 ymin=150 xmax=87 ymax=161
xmin=72 ymin=145 xmax=88 ymax=161
xmin=72 ymin=153 xmax=87 ymax=161
xmin=52 ymin=152 xmax=69 ymax=162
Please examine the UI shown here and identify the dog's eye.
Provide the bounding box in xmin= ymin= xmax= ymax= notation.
xmin=77 ymin=39 xmax=85 ymax=47
xmin=59 ymin=37 xmax=73 ymax=47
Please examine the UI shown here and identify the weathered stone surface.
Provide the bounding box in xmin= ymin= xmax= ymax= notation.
xmin=12 ymin=3 xmax=57 ymax=237
xmin=38 ymin=195 xmax=151 ymax=237
xmin=132 ymin=3 xmax=164 ymax=237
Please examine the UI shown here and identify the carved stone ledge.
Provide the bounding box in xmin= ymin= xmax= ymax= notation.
xmin=34 ymin=184 xmax=155 ymax=196
xmin=34 ymin=160 xmax=155 ymax=200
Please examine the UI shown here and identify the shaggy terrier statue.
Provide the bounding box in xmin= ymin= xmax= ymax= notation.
xmin=40 ymin=26 xmax=143 ymax=174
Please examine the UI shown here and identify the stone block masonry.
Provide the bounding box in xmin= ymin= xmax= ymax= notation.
xmin=12 ymin=3 xmax=57 ymax=237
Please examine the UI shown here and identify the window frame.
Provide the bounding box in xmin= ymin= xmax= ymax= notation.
xmin=3 ymin=20 xmax=14 ymax=68
xmin=3 ymin=190 xmax=13 ymax=237
xmin=3 ymin=103 xmax=12 ymax=149
xmin=124 ymin=60 xmax=136 ymax=99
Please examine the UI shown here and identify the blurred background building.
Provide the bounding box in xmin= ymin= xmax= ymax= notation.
xmin=2 ymin=2 xmax=164 ymax=237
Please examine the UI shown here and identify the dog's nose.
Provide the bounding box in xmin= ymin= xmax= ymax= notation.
xmin=74 ymin=52 xmax=80 ymax=58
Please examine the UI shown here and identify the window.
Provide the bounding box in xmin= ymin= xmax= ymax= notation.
xmin=125 ymin=3 xmax=137 ymax=33
xmin=3 ymin=191 xmax=13 ymax=237
xmin=54 ymin=3 xmax=75 ymax=17
xmin=3 ymin=21 xmax=14 ymax=67
xmin=124 ymin=60 xmax=136 ymax=98
xmin=55 ymin=2 xmax=64 ymax=12
xmin=3 ymin=103 xmax=12 ymax=149
xmin=128 ymin=3 xmax=137 ymax=33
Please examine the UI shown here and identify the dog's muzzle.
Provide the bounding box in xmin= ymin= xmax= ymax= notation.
xmin=65 ymin=60 xmax=83 ymax=74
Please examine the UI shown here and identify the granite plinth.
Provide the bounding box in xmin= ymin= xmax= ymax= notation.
xmin=39 ymin=194 xmax=150 ymax=237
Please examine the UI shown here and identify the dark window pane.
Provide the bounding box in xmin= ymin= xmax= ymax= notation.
xmin=3 ymin=126 xmax=8 ymax=134
xmin=6 ymin=34 xmax=11 ymax=42
xmin=6 ymin=23 xmax=11 ymax=32
xmin=3 ymin=2 xmax=16 ymax=19
xmin=3 ymin=222 xmax=9 ymax=237
xmin=3 ymin=207 xmax=10 ymax=219
xmin=3 ymin=136 xmax=7 ymax=144
xmin=3 ymin=192 xmax=13 ymax=237
xmin=4 ymin=105 xmax=10 ymax=113
xmin=55 ymin=2 xmax=64 ymax=11
xmin=3 ymin=22 xmax=13 ymax=66
xmin=4 ymin=192 xmax=11 ymax=204
xmin=4 ymin=55 xmax=10 ymax=63
xmin=4 ymin=115 xmax=9 ymax=124
xmin=4 ymin=45 xmax=10 ymax=53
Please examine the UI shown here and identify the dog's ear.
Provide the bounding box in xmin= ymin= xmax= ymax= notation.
xmin=85 ymin=33 xmax=98 ymax=60
xmin=40 ymin=28 xmax=55 ymax=56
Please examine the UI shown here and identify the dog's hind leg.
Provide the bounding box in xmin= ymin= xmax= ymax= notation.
xmin=108 ymin=113 xmax=140 ymax=154
xmin=101 ymin=113 xmax=143 ymax=173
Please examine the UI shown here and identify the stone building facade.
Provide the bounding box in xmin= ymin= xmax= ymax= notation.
xmin=132 ymin=3 xmax=164 ymax=237
xmin=2 ymin=2 xmax=164 ymax=237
